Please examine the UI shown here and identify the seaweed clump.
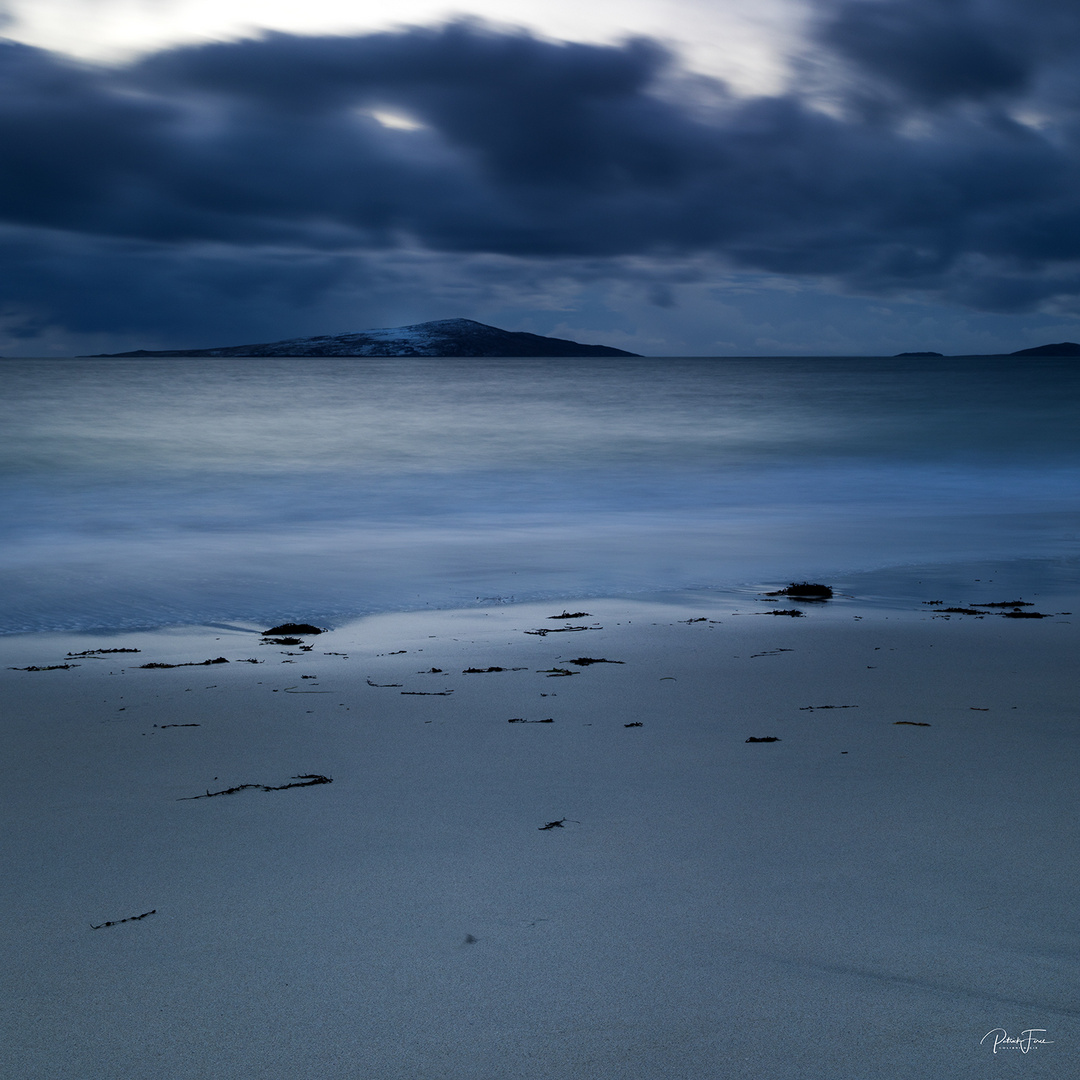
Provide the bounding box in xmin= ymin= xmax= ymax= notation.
xmin=263 ymin=623 xmax=323 ymax=635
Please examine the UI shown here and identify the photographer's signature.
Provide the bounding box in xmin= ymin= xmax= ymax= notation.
xmin=981 ymin=1029 xmax=1053 ymax=1054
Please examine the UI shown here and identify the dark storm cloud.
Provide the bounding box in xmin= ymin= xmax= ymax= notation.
xmin=817 ymin=0 xmax=1080 ymax=106
xmin=1 ymin=11 xmax=1080 ymax=343
xmin=819 ymin=0 xmax=1031 ymax=104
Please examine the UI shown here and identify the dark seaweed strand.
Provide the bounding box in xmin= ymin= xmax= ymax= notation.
xmin=91 ymin=909 xmax=156 ymax=929
xmin=9 ymin=664 xmax=80 ymax=671
xmin=178 ymin=774 xmax=332 ymax=800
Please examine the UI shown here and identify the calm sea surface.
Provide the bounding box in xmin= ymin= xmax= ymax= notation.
xmin=2 ymin=355 xmax=1078 ymax=633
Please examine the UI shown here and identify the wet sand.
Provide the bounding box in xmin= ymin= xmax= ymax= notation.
xmin=2 ymin=592 xmax=1077 ymax=1078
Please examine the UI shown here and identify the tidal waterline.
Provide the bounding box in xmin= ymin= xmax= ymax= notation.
xmin=2 ymin=354 xmax=1078 ymax=632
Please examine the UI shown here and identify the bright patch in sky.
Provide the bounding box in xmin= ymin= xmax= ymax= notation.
xmin=365 ymin=109 xmax=427 ymax=131
xmin=0 ymin=0 xmax=810 ymax=94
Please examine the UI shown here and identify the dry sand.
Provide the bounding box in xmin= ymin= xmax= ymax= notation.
xmin=2 ymin=592 xmax=1077 ymax=1078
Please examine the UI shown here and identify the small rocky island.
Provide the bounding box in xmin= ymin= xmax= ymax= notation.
xmin=89 ymin=318 xmax=638 ymax=358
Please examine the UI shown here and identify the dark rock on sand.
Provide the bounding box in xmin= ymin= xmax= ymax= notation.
xmin=768 ymin=582 xmax=833 ymax=599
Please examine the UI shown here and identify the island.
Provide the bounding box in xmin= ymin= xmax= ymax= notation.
xmin=1010 ymin=341 xmax=1080 ymax=356
xmin=86 ymin=318 xmax=638 ymax=358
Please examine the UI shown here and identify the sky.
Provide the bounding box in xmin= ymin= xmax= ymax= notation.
xmin=1 ymin=0 xmax=1079 ymax=355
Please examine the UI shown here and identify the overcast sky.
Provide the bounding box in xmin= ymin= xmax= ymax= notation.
xmin=2 ymin=0 xmax=1079 ymax=355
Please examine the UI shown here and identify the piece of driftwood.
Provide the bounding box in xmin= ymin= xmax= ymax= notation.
xmin=799 ymin=704 xmax=858 ymax=711
xmin=178 ymin=774 xmax=332 ymax=800
xmin=567 ymin=657 xmax=624 ymax=666
xmin=508 ymin=717 xmax=554 ymax=723
xmin=524 ymin=625 xmax=598 ymax=636
xmin=538 ymin=818 xmax=579 ymax=830
xmin=745 ymin=736 xmax=780 ymax=743
xmin=91 ymin=909 xmax=156 ymax=929
xmin=401 ymin=690 xmax=454 ymax=696
xmin=624 ymin=722 xmax=643 ymax=727
xmin=894 ymin=721 xmax=930 ymax=726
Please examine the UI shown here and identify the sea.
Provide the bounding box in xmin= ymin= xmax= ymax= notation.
xmin=2 ymin=354 xmax=1078 ymax=634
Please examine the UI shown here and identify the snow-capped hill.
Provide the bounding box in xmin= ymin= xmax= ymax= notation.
xmin=91 ymin=319 xmax=638 ymax=357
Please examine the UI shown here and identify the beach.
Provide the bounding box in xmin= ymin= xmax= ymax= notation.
xmin=3 ymin=588 xmax=1077 ymax=1078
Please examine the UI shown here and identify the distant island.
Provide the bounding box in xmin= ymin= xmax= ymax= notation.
xmin=1009 ymin=342 xmax=1080 ymax=356
xmin=86 ymin=319 xmax=638 ymax=358
xmin=894 ymin=342 xmax=1080 ymax=357
xmin=74 ymin=328 xmax=1080 ymax=360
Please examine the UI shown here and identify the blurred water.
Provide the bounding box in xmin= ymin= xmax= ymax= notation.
xmin=1 ymin=354 xmax=1078 ymax=632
